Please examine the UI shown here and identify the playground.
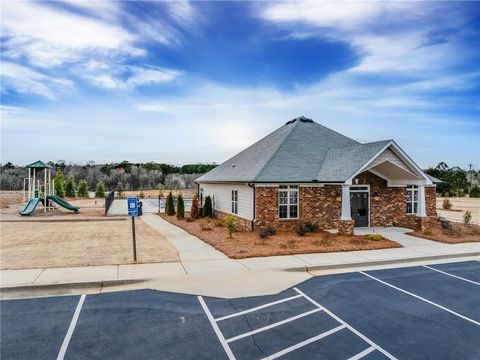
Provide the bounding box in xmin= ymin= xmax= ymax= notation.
xmin=19 ymin=161 xmax=79 ymax=216
xmin=0 ymin=160 xmax=179 ymax=270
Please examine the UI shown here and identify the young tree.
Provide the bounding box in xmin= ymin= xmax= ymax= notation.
xmin=203 ymin=195 xmax=213 ymax=218
xmin=470 ymin=185 xmax=480 ymax=198
xmin=224 ymin=215 xmax=237 ymax=238
xmin=64 ymin=176 xmax=76 ymax=197
xmin=190 ymin=194 xmax=199 ymax=219
xmin=176 ymin=194 xmax=185 ymax=220
xmin=54 ymin=171 xmax=65 ymax=198
xmin=95 ymin=181 xmax=106 ymax=198
xmin=77 ymin=180 xmax=90 ymax=197
xmin=166 ymin=191 xmax=175 ymax=216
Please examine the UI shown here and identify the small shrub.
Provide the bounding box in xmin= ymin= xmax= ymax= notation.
xmin=279 ymin=244 xmax=288 ymax=249
xmin=442 ymin=198 xmax=452 ymax=210
xmin=77 ymin=180 xmax=89 ymax=197
xmin=65 ymin=176 xmax=76 ymax=197
xmin=203 ymin=196 xmax=213 ymax=218
xmin=439 ymin=217 xmax=451 ymax=229
xmin=185 ymin=217 xmax=195 ymax=222
xmin=366 ymin=233 xmax=383 ymax=241
xmin=166 ymin=192 xmax=175 ymax=216
xmin=470 ymin=185 xmax=480 ymax=198
xmin=190 ymin=194 xmax=199 ymax=219
xmin=296 ymin=224 xmax=308 ymax=236
xmin=423 ymin=229 xmax=433 ymax=236
xmin=95 ymin=181 xmax=105 ymax=198
xmin=139 ymin=191 xmax=145 ymax=199
xmin=215 ymin=219 xmax=224 ymax=227
xmin=464 ymin=210 xmax=472 ymax=225
xmin=54 ymin=171 xmax=65 ymax=198
xmin=305 ymin=222 xmax=319 ymax=233
xmin=176 ymin=194 xmax=185 ymax=220
xmin=224 ymin=215 xmax=237 ymax=238
xmin=259 ymin=227 xmax=276 ymax=238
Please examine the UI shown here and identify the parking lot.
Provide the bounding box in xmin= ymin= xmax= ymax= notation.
xmin=1 ymin=260 xmax=479 ymax=359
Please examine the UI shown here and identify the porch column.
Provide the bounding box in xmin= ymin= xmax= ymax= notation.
xmin=416 ymin=184 xmax=427 ymax=217
xmin=340 ymin=184 xmax=351 ymax=220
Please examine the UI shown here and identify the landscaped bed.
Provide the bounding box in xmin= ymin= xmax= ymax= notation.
xmin=407 ymin=218 xmax=480 ymax=244
xmin=160 ymin=213 xmax=401 ymax=259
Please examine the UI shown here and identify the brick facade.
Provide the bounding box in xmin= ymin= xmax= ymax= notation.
xmin=254 ymin=171 xmax=436 ymax=232
xmin=215 ymin=210 xmax=252 ymax=232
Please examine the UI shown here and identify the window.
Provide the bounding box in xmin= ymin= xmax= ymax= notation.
xmin=279 ymin=185 xmax=298 ymax=219
xmin=231 ymin=190 xmax=238 ymax=214
xmin=406 ymin=185 xmax=418 ymax=214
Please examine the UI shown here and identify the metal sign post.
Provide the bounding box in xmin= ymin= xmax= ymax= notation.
xmin=127 ymin=197 xmax=139 ymax=261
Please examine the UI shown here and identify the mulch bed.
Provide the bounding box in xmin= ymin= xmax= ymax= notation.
xmin=407 ymin=220 xmax=480 ymax=244
xmin=160 ymin=214 xmax=401 ymax=259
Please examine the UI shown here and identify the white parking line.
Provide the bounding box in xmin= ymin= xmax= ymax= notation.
xmin=226 ymin=308 xmax=322 ymax=343
xmin=360 ymin=271 xmax=480 ymax=326
xmin=423 ymin=265 xmax=480 ymax=286
xmin=293 ymin=287 xmax=398 ymax=360
xmin=215 ymin=294 xmax=302 ymax=322
xmin=259 ymin=325 xmax=346 ymax=360
xmin=347 ymin=346 xmax=375 ymax=360
xmin=56 ymin=294 xmax=86 ymax=360
xmin=198 ymin=296 xmax=236 ymax=360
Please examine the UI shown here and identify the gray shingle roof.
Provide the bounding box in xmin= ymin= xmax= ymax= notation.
xmin=196 ymin=117 xmax=391 ymax=183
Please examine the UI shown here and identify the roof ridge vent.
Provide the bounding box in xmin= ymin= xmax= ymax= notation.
xmin=285 ymin=116 xmax=313 ymax=125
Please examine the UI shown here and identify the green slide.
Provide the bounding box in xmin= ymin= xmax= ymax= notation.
xmin=47 ymin=195 xmax=80 ymax=212
xmin=20 ymin=197 xmax=41 ymax=216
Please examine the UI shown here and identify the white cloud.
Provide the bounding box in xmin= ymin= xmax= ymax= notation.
xmin=1 ymin=62 xmax=73 ymax=99
xmin=1 ymin=1 xmax=136 ymax=67
xmin=0 ymin=0 xmax=186 ymax=95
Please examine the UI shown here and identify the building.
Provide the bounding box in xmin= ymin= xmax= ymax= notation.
xmin=196 ymin=117 xmax=437 ymax=234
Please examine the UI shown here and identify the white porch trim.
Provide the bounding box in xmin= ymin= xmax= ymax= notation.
xmin=340 ymin=184 xmax=351 ymax=220
xmin=416 ymin=184 xmax=427 ymax=217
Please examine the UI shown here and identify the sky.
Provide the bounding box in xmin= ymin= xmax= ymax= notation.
xmin=1 ymin=1 xmax=479 ymax=169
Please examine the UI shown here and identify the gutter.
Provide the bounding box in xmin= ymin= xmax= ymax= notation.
xmin=248 ymin=182 xmax=255 ymax=231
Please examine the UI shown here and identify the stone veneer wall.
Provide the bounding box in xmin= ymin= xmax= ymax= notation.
xmin=215 ymin=210 xmax=252 ymax=232
xmin=254 ymin=171 xmax=437 ymax=231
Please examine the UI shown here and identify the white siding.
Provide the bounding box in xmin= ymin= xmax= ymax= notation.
xmin=367 ymin=147 xmax=414 ymax=174
xmin=200 ymin=183 xmax=254 ymax=220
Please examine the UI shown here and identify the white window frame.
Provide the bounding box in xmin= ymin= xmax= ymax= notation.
xmin=231 ymin=189 xmax=238 ymax=214
xmin=278 ymin=185 xmax=299 ymax=220
xmin=406 ymin=185 xmax=418 ymax=214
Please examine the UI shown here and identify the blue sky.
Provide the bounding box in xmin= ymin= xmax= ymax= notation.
xmin=1 ymin=1 xmax=479 ymax=169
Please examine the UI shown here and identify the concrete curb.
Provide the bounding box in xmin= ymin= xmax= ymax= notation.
xmin=1 ymin=252 xmax=478 ymax=295
xmin=285 ymin=251 xmax=480 ymax=273
xmin=0 ymin=279 xmax=147 ymax=295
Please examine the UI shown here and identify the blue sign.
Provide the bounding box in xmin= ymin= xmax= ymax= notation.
xmin=127 ymin=197 xmax=138 ymax=217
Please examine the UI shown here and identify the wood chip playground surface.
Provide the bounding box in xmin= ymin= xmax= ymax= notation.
xmin=0 ymin=218 xmax=179 ymax=270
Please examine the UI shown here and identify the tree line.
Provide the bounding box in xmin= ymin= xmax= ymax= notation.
xmin=0 ymin=161 xmax=217 ymax=192
xmin=424 ymin=162 xmax=480 ymax=197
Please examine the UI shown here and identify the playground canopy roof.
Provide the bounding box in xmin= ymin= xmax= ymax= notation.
xmin=26 ymin=160 xmax=52 ymax=169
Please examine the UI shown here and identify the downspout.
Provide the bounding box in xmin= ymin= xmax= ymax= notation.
xmin=248 ymin=182 xmax=255 ymax=231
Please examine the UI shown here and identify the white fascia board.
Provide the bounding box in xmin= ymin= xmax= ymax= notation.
xmin=346 ymin=140 xmax=432 ymax=185
xmin=388 ymin=141 xmax=432 ymax=184
xmin=345 ymin=141 xmax=393 ymax=184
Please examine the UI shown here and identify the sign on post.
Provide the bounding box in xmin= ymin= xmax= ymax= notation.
xmin=128 ymin=197 xmax=139 ymax=217
xmin=127 ymin=197 xmax=138 ymax=261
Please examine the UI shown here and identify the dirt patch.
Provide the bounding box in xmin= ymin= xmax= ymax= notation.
xmin=160 ymin=214 xmax=401 ymax=259
xmin=0 ymin=218 xmax=179 ymax=270
xmin=437 ymin=197 xmax=480 ymax=225
xmin=0 ymin=191 xmax=23 ymax=209
xmin=407 ymin=220 xmax=480 ymax=244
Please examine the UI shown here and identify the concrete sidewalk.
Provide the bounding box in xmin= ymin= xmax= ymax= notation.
xmin=1 ymin=219 xmax=478 ymax=291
